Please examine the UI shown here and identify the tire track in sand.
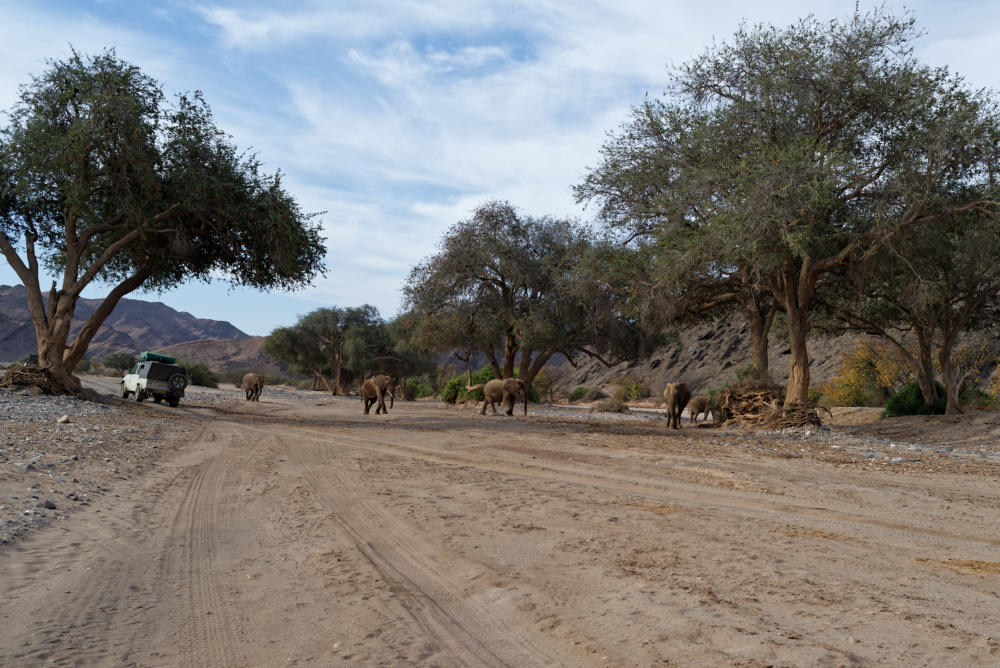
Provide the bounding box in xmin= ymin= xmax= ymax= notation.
xmin=270 ymin=425 xmax=568 ymax=667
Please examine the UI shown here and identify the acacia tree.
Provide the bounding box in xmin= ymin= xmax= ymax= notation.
xmin=0 ymin=50 xmax=325 ymax=392
xmin=262 ymin=325 xmax=332 ymax=392
xmin=403 ymin=200 xmax=654 ymax=389
xmin=822 ymin=200 xmax=1000 ymax=413
xmin=577 ymin=9 xmax=1000 ymax=406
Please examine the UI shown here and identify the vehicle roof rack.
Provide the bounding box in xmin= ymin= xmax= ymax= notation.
xmin=139 ymin=351 xmax=176 ymax=364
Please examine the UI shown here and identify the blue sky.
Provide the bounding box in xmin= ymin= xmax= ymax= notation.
xmin=2 ymin=1 xmax=999 ymax=335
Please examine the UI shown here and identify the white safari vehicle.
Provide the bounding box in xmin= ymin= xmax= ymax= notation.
xmin=121 ymin=352 xmax=188 ymax=407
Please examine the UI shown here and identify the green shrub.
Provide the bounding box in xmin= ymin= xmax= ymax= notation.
xmin=102 ymin=352 xmax=136 ymax=373
xmin=628 ymin=380 xmax=648 ymax=401
xmin=405 ymin=378 xmax=435 ymax=399
xmin=881 ymin=381 xmax=946 ymax=417
xmin=584 ymin=387 xmax=607 ymax=401
xmin=180 ymin=359 xmax=219 ymax=388
xmin=569 ymin=386 xmax=590 ymax=402
xmin=960 ymin=386 xmax=992 ymax=409
xmin=441 ymin=365 xmax=496 ymax=404
xmin=73 ymin=357 xmax=92 ymax=373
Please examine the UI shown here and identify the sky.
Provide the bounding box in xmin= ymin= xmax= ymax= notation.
xmin=1 ymin=0 xmax=999 ymax=335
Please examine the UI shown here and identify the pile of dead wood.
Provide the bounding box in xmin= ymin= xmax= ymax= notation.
xmin=0 ymin=366 xmax=66 ymax=395
xmin=715 ymin=382 xmax=823 ymax=428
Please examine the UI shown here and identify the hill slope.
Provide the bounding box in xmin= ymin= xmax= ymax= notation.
xmin=0 ymin=284 xmax=249 ymax=362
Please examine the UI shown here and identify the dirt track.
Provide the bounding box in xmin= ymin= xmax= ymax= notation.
xmin=2 ymin=386 xmax=1000 ymax=666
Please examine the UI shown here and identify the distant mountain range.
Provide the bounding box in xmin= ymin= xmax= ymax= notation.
xmin=0 ymin=284 xmax=249 ymax=363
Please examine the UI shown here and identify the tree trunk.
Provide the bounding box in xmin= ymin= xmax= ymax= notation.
xmin=913 ymin=326 xmax=939 ymax=405
xmin=747 ymin=301 xmax=776 ymax=382
xmin=937 ymin=328 xmax=963 ymax=415
xmin=502 ymin=334 xmax=518 ymax=379
xmin=483 ymin=350 xmax=502 ymax=380
xmin=518 ymin=348 xmax=555 ymax=391
xmin=769 ymin=262 xmax=815 ymax=407
xmin=784 ymin=298 xmax=811 ymax=406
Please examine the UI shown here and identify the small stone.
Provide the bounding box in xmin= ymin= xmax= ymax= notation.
xmin=57 ymin=415 xmax=72 ymax=424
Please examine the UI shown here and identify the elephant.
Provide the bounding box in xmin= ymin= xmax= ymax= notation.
xmin=688 ymin=395 xmax=710 ymax=424
xmin=361 ymin=374 xmax=395 ymax=415
xmin=664 ymin=382 xmax=691 ymax=430
xmin=242 ymin=373 xmax=264 ymax=402
xmin=467 ymin=377 xmax=528 ymax=416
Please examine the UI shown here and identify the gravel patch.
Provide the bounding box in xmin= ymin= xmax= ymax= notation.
xmin=0 ymin=385 xmax=192 ymax=546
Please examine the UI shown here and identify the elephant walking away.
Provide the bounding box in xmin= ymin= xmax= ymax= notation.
xmin=664 ymin=382 xmax=691 ymax=430
xmin=242 ymin=373 xmax=264 ymax=401
xmin=361 ymin=375 xmax=395 ymax=415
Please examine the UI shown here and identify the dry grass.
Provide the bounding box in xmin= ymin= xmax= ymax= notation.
xmin=915 ymin=558 xmax=1000 ymax=576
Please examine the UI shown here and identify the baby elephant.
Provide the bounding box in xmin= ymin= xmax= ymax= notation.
xmin=663 ymin=382 xmax=691 ymax=430
xmin=688 ymin=395 xmax=711 ymax=424
xmin=242 ymin=373 xmax=264 ymax=402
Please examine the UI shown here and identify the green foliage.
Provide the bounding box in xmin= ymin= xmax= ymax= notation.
xmin=73 ymin=358 xmax=92 ymax=373
xmin=882 ymin=381 xmax=947 ymax=417
xmin=179 ymin=359 xmax=219 ymax=388
xmin=569 ymin=386 xmax=590 ymax=402
xmin=575 ymin=8 xmax=1000 ymax=405
xmin=403 ymin=200 xmax=659 ymax=390
xmin=103 ymin=352 xmax=136 ymax=373
xmin=0 ymin=49 xmax=325 ymax=383
xmin=405 ymin=378 xmax=435 ymax=399
xmin=441 ymin=365 xmax=496 ymax=404
xmin=960 ymin=387 xmax=993 ymax=410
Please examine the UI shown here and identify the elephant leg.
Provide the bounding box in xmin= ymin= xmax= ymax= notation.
xmin=364 ymin=398 xmax=372 ymax=414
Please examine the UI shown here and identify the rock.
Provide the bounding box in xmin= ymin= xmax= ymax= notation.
xmin=57 ymin=415 xmax=72 ymax=424
xmin=41 ymin=499 xmax=56 ymax=509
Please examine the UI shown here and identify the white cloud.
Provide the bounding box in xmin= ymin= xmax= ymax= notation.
xmin=4 ymin=0 xmax=1000 ymax=330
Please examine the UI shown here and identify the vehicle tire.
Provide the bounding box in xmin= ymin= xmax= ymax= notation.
xmin=168 ymin=373 xmax=187 ymax=392
xmin=135 ymin=388 xmax=145 ymax=402
xmin=168 ymin=397 xmax=180 ymax=408
xmin=121 ymin=386 xmax=129 ymax=399
xmin=152 ymin=396 xmax=162 ymax=404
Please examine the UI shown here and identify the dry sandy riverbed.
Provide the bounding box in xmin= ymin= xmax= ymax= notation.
xmin=1 ymin=375 xmax=999 ymax=666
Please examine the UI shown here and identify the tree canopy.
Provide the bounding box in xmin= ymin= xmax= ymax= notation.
xmin=0 ymin=49 xmax=326 ymax=392
xmin=576 ymin=8 xmax=1000 ymax=405
xmin=402 ymin=200 xmax=656 ymax=389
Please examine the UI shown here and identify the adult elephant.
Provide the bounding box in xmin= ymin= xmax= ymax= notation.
xmin=242 ymin=373 xmax=264 ymax=402
xmin=361 ymin=375 xmax=395 ymax=415
xmin=664 ymin=382 xmax=691 ymax=430
xmin=468 ymin=377 xmax=528 ymax=416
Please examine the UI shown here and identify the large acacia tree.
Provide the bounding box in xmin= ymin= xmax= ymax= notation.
xmin=0 ymin=50 xmax=325 ymax=392
xmin=577 ymin=9 xmax=1000 ymax=405
xmin=403 ymin=200 xmax=654 ymax=389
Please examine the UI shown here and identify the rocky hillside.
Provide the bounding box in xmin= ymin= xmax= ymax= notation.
xmin=545 ymin=314 xmax=855 ymax=399
xmin=158 ymin=337 xmax=292 ymax=379
xmin=0 ymin=284 xmax=248 ymax=362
